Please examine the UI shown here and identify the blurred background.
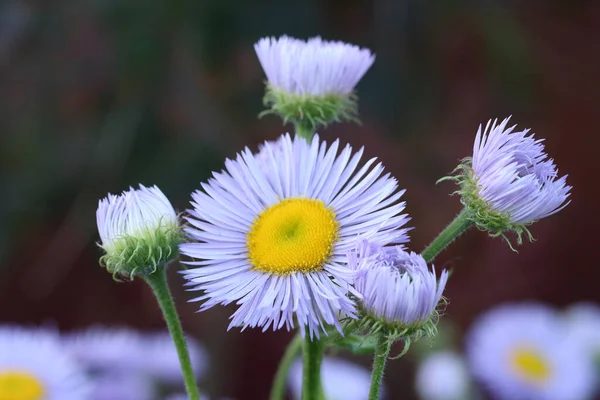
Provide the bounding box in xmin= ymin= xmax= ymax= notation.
xmin=1 ymin=0 xmax=599 ymax=399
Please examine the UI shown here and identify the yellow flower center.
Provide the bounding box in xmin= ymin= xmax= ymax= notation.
xmin=247 ymin=198 xmax=339 ymax=275
xmin=0 ymin=371 xmax=45 ymax=400
xmin=509 ymin=347 xmax=552 ymax=385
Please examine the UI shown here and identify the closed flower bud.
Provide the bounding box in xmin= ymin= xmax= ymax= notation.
xmin=96 ymin=185 xmax=182 ymax=279
xmin=254 ymin=36 xmax=374 ymax=134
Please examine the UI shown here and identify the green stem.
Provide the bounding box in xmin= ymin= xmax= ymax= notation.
xmin=421 ymin=208 xmax=474 ymax=263
xmin=302 ymin=334 xmax=324 ymax=400
xmin=270 ymin=334 xmax=303 ymax=400
xmin=294 ymin=122 xmax=314 ymax=142
xmin=368 ymin=336 xmax=392 ymax=400
xmin=144 ymin=268 xmax=200 ymax=400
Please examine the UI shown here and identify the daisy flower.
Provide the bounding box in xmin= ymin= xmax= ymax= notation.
xmin=466 ymin=303 xmax=596 ymax=400
xmin=65 ymin=327 xmax=206 ymax=383
xmin=0 ymin=326 xmax=91 ymax=400
xmin=254 ymin=36 xmax=375 ymax=133
xmin=415 ymin=351 xmax=471 ymax=400
xmin=564 ymin=302 xmax=600 ymax=357
xmin=96 ymin=184 xmax=183 ymax=279
xmin=180 ymin=134 xmax=410 ymax=338
xmin=288 ymin=356 xmax=375 ymax=400
xmin=90 ymin=373 xmax=155 ymax=400
xmin=348 ymin=240 xmax=448 ymax=342
xmin=445 ymin=117 xmax=571 ymax=244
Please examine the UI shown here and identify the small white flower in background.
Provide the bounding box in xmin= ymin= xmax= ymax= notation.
xmin=466 ymin=303 xmax=596 ymax=400
xmin=254 ymin=36 xmax=374 ymax=131
xmin=181 ymin=134 xmax=410 ymax=338
xmin=64 ymin=327 xmax=207 ymax=384
xmin=415 ymin=351 xmax=471 ymax=400
xmin=288 ymin=357 xmax=375 ymax=400
xmin=0 ymin=326 xmax=92 ymax=400
xmin=348 ymin=240 xmax=447 ymax=346
xmin=65 ymin=327 xmax=142 ymax=372
xmin=96 ymin=184 xmax=182 ymax=279
xmin=90 ymin=373 xmax=154 ymax=400
xmin=564 ymin=302 xmax=600 ymax=358
xmin=140 ymin=331 xmax=207 ymax=383
xmin=444 ymin=117 xmax=571 ymax=246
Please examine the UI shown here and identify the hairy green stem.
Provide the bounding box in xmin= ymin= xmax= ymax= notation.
xmin=421 ymin=208 xmax=474 ymax=263
xmin=270 ymin=334 xmax=303 ymax=400
xmin=302 ymin=334 xmax=324 ymax=400
xmin=368 ymin=335 xmax=393 ymax=400
xmin=144 ymin=268 xmax=200 ymax=400
xmin=294 ymin=122 xmax=315 ymax=142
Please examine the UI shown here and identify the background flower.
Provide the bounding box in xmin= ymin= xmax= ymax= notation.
xmin=288 ymin=356 xmax=375 ymax=400
xmin=465 ymin=303 xmax=596 ymax=400
xmin=415 ymin=351 xmax=471 ymax=400
xmin=0 ymin=326 xmax=92 ymax=400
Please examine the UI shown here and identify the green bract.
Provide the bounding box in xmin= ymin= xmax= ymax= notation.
xmin=99 ymin=221 xmax=183 ymax=280
xmin=260 ymin=83 xmax=359 ymax=133
xmin=440 ymin=158 xmax=534 ymax=250
xmin=353 ymin=306 xmax=442 ymax=359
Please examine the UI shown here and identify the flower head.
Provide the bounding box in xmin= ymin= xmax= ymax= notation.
xmin=254 ymin=36 xmax=375 ymax=131
xmin=0 ymin=326 xmax=92 ymax=400
xmin=96 ymin=185 xmax=182 ymax=279
xmin=349 ymin=241 xmax=448 ymax=343
xmin=288 ymin=357 xmax=374 ymax=400
xmin=444 ymin=117 xmax=571 ymax=245
xmin=466 ymin=303 xmax=596 ymax=400
xmin=564 ymin=302 xmax=600 ymax=358
xmin=180 ymin=134 xmax=409 ymax=338
xmin=415 ymin=351 xmax=471 ymax=400
xmin=65 ymin=327 xmax=206 ymax=383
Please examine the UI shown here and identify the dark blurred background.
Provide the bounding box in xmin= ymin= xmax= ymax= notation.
xmin=1 ymin=0 xmax=599 ymax=399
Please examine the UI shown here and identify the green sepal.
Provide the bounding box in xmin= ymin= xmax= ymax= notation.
xmin=259 ymin=83 xmax=360 ymax=132
xmin=439 ymin=158 xmax=535 ymax=251
xmin=98 ymin=221 xmax=183 ymax=281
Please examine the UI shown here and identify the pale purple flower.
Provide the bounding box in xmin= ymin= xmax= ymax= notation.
xmin=180 ymin=134 xmax=410 ymax=338
xmin=415 ymin=351 xmax=471 ymax=400
xmin=466 ymin=303 xmax=596 ymax=400
xmin=471 ymin=117 xmax=571 ymax=225
xmin=64 ymin=327 xmax=206 ymax=383
xmin=0 ymin=326 xmax=92 ymax=400
xmin=349 ymin=241 xmax=447 ymax=326
xmin=254 ymin=36 xmax=374 ymax=97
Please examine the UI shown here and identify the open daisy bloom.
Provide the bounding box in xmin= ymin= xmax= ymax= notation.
xmin=96 ymin=185 xmax=183 ymax=279
xmin=349 ymin=241 xmax=448 ymax=345
xmin=180 ymin=134 xmax=410 ymax=338
xmin=0 ymin=327 xmax=91 ymax=400
xmin=254 ymin=36 xmax=375 ymax=136
xmin=446 ymin=117 xmax=571 ymax=244
xmin=466 ymin=303 xmax=595 ymax=400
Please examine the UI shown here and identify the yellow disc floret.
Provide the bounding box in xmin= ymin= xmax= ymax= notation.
xmin=247 ymin=198 xmax=339 ymax=275
xmin=0 ymin=371 xmax=45 ymax=400
xmin=509 ymin=346 xmax=552 ymax=385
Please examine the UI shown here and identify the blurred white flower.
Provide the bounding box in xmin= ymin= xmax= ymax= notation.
xmin=90 ymin=373 xmax=154 ymax=400
xmin=65 ymin=327 xmax=207 ymax=384
xmin=564 ymin=302 xmax=600 ymax=357
xmin=466 ymin=303 xmax=596 ymax=400
xmin=415 ymin=351 xmax=470 ymax=400
xmin=140 ymin=331 xmax=207 ymax=383
xmin=288 ymin=356 xmax=376 ymax=400
xmin=0 ymin=326 xmax=92 ymax=400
